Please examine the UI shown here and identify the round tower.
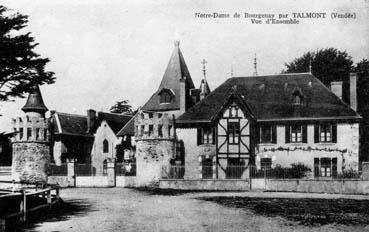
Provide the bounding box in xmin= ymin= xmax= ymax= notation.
xmin=11 ymin=86 xmax=50 ymax=183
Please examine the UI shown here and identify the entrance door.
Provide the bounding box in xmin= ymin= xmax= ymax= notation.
xmin=202 ymin=158 xmax=213 ymax=179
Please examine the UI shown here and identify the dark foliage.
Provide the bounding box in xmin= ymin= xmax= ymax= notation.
xmin=283 ymin=48 xmax=353 ymax=103
xmin=109 ymin=100 xmax=134 ymax=114
xmin=0 ymin=6 xmax=55 ymax=101
xmin=201 ymin=196 xmax=369 ymax=226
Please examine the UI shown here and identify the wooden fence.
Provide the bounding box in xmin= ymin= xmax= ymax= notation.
xmin=0 ymin=180 xmax=60 ymax=223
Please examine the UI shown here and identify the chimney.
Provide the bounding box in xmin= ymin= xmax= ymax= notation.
xmin=350 ymin=72 xmax=357 ymax=111
xmin=330 ymin=81 xmax=343 ymax=99
xmin=179 ymin=77 xmax=187 ymax=114
xmin=86 ymin=109 xmax=96 ymax=134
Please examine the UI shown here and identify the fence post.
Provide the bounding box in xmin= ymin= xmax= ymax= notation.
xmin=67 ymin=159 xmax=76 ymax=187
xmin=212 ymin=156 xmax=217 ymax=179
xmin=198 ymin=156 xmax=203 ymax=179
xmin=20 ymin=190 xmax=26 ymax=222
xmin=107 ymin=158 xmax=116 ymax=187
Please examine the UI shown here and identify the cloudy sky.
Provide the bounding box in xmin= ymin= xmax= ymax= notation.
xmin=0 ymin=0 xmax=368 ymax=131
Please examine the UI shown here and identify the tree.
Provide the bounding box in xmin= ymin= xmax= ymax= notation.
xmin=283 ymin=48 xmax=353 ymax=103
xmin=0 ymin=5 xmax=55 ymax=101
xmin=110 ymin=100 xmax=134 ymax=114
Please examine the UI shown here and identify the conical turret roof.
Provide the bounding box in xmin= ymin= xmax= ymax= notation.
xmin=21 ymin=86 xmax=48 ymax=114
xmin=142 ymin=41 xmax=195 ymax=111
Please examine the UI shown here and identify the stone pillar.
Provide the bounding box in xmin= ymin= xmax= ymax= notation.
xmin=67 ymin=159 xmax=75 ymax=187
xmin=107 ymin=158 xmax=116 ymax=187
xmin=212 ymin=156 xmax=217 ymax=179
xmin=362 ymin=162 xmax=369 ymax=180
xmin=198 ymin=156 xmax=203 ymax=179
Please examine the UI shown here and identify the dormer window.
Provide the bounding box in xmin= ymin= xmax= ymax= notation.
xmin=159 ymin=88 xmax=174 ymax=104
xmin=292 ymin=88 xmax=304 ymax=105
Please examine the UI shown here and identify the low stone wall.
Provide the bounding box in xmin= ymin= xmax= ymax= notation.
xmin=253 ymin=179 xmax=369 ymax=194
xmin=48 ymin=176 xmax=73 ymax=188
xmin=75 ymin=176 xmax=111 ymax=187
xmin=116 ymin=176 xmax=136 ymax=187
xmin=159 ymin=179 xmax=250 ymax=191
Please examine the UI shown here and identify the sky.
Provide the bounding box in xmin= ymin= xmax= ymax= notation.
xmin=0 ymin=0 xmax=368 ymax=132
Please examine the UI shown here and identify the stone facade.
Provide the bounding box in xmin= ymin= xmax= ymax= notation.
xmin=135 ymin=111 xmax=175 ymax=187
xmin=256 ymin=123 xmax=360 ymax=173
xmin=11 ymin=116 xmax=50 ymax=183
xmin=90 ymin=120 xmax=119 ymax=175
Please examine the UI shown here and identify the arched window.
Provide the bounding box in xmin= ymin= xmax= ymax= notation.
xmin=292 ymin=88 xmax=304 ymax=105
xmin=103 ymin=139 xmax=109 ymax=153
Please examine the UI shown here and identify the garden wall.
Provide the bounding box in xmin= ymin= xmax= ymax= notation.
xmin=159 ymin=179 xmax=250 ymax=191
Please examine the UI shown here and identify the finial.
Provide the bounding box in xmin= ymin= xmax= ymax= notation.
xmin=201 ymin=59 xmax=207 ymax=80
xmin=230 ymin=63 xmax=234 ymax=78
xmin=253 ymin=53 xmax=258 ymax=76
xmin=174 ymin=40 xmax=180 ymax=47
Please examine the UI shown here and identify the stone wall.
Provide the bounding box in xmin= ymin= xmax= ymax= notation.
xmin=91 ymin=120 xmax=119 ymax=175
xmin=12 ymin=142 xmax=50 ymax=183
xmin=159 ymin=179 xmax=250 ymax=191
xmin=135 ymin=111 xmax=175 ymax=187
xmin=256 ymin=123 xmax=359 ymax=172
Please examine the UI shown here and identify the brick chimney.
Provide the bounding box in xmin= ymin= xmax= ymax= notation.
xmin=179 ymin=77 xmax=187 ymax=114
xmin=350 ymin=72 xmax=357 ymax=111
xmin=330 ymin=81 xmax=343 ymax=99
xmin=86 ymin=109 xmax=96 ymax=134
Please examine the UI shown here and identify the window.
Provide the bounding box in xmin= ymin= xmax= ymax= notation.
xmin=314 ymin=157 xmax=337 ymax=177
xmin=260 ymin=125 xmax=276 ymax=144
xmin=27 ymin=128 xmax=32 ymax=140
xmin=286 ymin=124 xmax=307 ymax=143
xmin=135 ymin=126 xmax=138 ymax=137
xmin=148 ymin=125 xmax=154 ymax=136
xmin=44 ymin=129 xmax=47 ymax=140
xmin=140 ymin=125 xmax=145 ymax=136
xmin=228 ymin=122 xmax=240 ymax=144
xmin=159 ymin=89 xmax=174 ymax=104
xmin=315 ymin=123 xmax=336 ymax=143
xmin=19 ymin=128 xmax=23 ymax=140
xmin=260 ymin=158 xmax=272 ymax=171
xmin=158 ymin=125 xmax=163 ymax=137
xmin=36 ymin=128 xmax=40 ymax=140
xmin=168 ymin=125 xmax=172 ymax=137
xmin=292 ymin=89 xmax=303 ymax=105
xmin=148 ymin=113 xmax=153 ymax=118
xmin=294 ymin=95 xmax=301 ymax=105
xmin=291 ymin=125 xmax=302 ymax=143
xmin=228 ymin=104 xmax=239 ymax=118
xmin=198 ymin=127 xmax=215 ymax=145
xmin=103 ymin=139 xmax=109 ymax=153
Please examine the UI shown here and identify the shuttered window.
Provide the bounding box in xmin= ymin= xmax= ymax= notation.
xmin=260 ymin=125 xmax=277 ymax=144
xmin=314 ymin=123 xmax=337 ymax=143
xmin=286 ymin=124 xmax=307 ymax=143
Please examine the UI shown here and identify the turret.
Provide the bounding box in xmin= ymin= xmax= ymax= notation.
xmin=21 ymin=86 xmax=48 ymax=118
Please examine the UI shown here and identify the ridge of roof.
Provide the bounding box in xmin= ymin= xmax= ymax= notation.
xmin=55 ymin=112 xmax=86 ymax=118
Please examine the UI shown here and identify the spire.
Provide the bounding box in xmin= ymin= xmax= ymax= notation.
xmin=253 ymin=53 xmax=258 ymax=76
xmin=201 ymin=59 xmax=207 ymax=80
xmin=21 ymin=85 xmax=48 ymax=117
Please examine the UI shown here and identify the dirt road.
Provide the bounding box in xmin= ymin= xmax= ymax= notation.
xmin=25 ymin=188 xmax=369 ymax=232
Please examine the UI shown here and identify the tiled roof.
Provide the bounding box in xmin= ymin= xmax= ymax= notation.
xmin=116 ymin=114 xmax=136 ymax=136
xmin=177 ymin=73 xmax=361 ymax=125
xmin=53 ymin=112 xmax=89 ymax=136
xmin=142 ymin=42 xmax=195 ymax=112
xmin=97 ymin=112 xmax=132 ymax=134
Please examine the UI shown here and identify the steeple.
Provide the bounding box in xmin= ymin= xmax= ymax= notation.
xmin=253 ymin=53 xmax=258 ymax=76
xmin=200 ymin=59 xmax=210 ymax=100
xmin=21 ymin=85 xmax=48 ymax=118
xmin=142 ymin=40 xmax=195 ymax=113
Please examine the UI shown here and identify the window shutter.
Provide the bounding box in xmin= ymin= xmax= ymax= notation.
xmin=314 ymin=158 xmax=320 ymax=177
xmin=332 ymin=158 xmax=338 ymax=177
xmin=197 ymin=128 xmax=202 ymax=146
xmin=272 ymin=125 xmax=277 ymax=144
xmin=332 ymin=124 xmax=337 ymax=143
xmin=314 ymin=124 xmax=319 ymax=143
xmin=302 ymin=125 xmax=307 ymax=143
xmin=285 ymin=125 xmax=290 ymax=144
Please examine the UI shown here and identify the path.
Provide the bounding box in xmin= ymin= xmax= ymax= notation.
xmin=26 ymin=188 xmax=369 ymax=232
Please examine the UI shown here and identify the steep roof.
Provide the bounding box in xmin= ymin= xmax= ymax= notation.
xmin=52 ymin=112 xmax=89 ymax=136
xmin=142 ymin=41 xmax=195 ymax=111
xmin=21 ymin=86 xmax=48 ymax=114
xmin=116 ymin=114 xmax=136 ymax=136
xmin=96 ymin=112 xmax=132 ymax=134
xmin=177 ymin=73 xmax=361 ymax=125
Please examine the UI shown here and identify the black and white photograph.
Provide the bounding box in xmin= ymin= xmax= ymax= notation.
xmin=0 ymin=0 xmax=368 ymax=231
